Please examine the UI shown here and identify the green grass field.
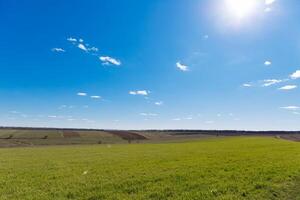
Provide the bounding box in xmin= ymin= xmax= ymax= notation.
xmin=1 ymin=137 xmax=300 ymax=200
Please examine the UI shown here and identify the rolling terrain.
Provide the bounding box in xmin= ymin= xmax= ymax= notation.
xmin=0 ymin=127 xmax=300 ymax=147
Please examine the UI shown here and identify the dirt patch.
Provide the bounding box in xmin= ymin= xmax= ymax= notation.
xmin=106 ymin=131 xmax=147 ymax=140
xmin=63 ymin=131 xmax=81 ymax=138
xmin=277 ymin=134 xmax=300 ymax=142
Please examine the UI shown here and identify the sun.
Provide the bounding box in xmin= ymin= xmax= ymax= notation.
xmin=225 ymin=0 xmax=258 ymax=20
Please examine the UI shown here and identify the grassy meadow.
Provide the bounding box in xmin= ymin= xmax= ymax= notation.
xmin=1 ymin=137 xmax=300 ymax=200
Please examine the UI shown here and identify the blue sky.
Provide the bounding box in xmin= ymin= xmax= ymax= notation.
xmin=1 ymin=0 xmax=300 ymax=130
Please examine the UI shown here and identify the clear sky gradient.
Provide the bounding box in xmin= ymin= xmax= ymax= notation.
xmin=1 ymin=0 xmax=300 ymax=130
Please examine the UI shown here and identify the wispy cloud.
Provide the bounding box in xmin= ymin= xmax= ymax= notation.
xmin=176 ymin=62 xmax=189 ymax=71
xmin=129 ymin=90 xmax=149 ymax=96
xmin=99 ymin=56 xmax=121 ymax=66
xmin=242 ymin=83 xmax=252 ymax=87
xmin=172 ymin=118 xmax=181 ymax=121
xmin=155 ymin=101 xmax=163 ymax=106
xmin=66 ymin=37 xmax=122 ymax=67
xmin=67 ymin=37 xmax=77 ymax=42
xmin=68 ymin=37 xmax=98 ymax=52
xmin=290 ymin=70 xmax=300 ymax=79
xmin=52 ymin=48 xmax=65 ymax=53
xmin=280 ymin=106 xmax=300 ymax=111
xmin=278 ymin=85 xmax=297 ymax=90
xmin=90 ymin=95 xmax=101 ymax=99
xmin=77 ymin=92 xmax=87 ymax=96
xmin=59 ymin=105 xmax=76 ymax=109
xmin=262 ymin=79 xmax=283 ymax=87
xmin=245 ymin=68 xmax=300 ymax=89
xmin=140 ymin=113 xmax=158 ymax=117
xmin=88 ymin=47 xmax=98 ymax=52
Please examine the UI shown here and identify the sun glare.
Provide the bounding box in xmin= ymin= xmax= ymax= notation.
xmin=225 ymin=0 xmax=258 ymax=19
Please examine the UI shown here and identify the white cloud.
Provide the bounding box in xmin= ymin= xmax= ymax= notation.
xmin=242 ymin=83 xmax=252 ymax=87
xmin=264 ymin=60 xmax=272 ymax=66
xmin=205 ymin=121 xmax=214 ymax=124
xmin=129 ymin=91 xmax=136 ymax=95
xmin=78 ymin=43 xmax=88 ymax=52
xmin=155 ymin=101 xmax=163 ymax=106
xmin=77 ymin=92 xmax=87 ymax=96
xmin=48 ymin=115 xmax=57 ymax=118
xmin=280 ymin=106 xmax=300 ymax=110
xmin=137 ymin=90 xmax=149 ymax=95
xmin=100 ymin=56 xmax=121 ymax=66
xmin=290 ymin=70 xmax=300 ymax=79
xmin=129 ymin=90 xmax=149 ymax=96
xmin=68 ymin=37 xmax=99 ymax=54
xmin=90 ymin=95 xmax=101 ymax=99
xmin=278 ymin=85 xmax=297 ymax=90
xmin=262 ymin=79 xmax=283 ymax=87
xmin=172 ymin=118 xmax=181 ymax=121
xmin=52 ymin=48 xmax=65 ymax=53
xmin=67 ymin=37 xmax=77 ymax=42
xmin=140 ymin=113 xmax=158 ymax=117
xmin=265 ymin=0 xmax=276 ymax=5
xmin=176 ymin=62 xmax=189 ymax=71
xmin=88 ymin=47 xmax=98 ymax=52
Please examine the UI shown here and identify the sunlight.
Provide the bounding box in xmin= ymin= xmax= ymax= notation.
xmin=225 ymin=0 xmax=259 ymax=20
